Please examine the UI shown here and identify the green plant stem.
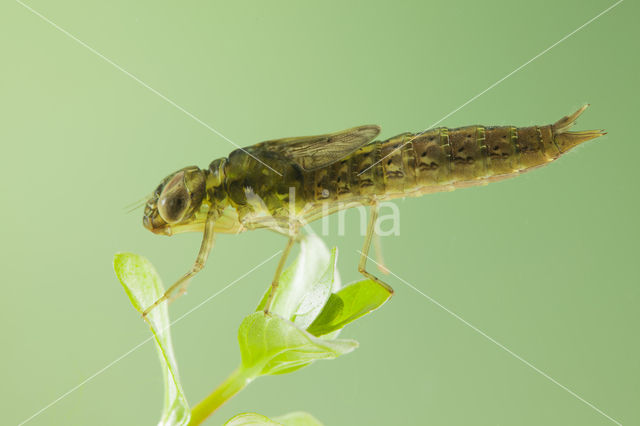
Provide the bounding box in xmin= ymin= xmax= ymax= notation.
xmin=189 ymin=366 xmax=254 ymax=425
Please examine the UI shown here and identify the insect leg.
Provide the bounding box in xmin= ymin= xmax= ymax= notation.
xmin=263 ymin=224 xmax=299 ymax=314
xmin=373 ymin=230 xmax=390 ymax=275
xmin=142 ymin=211 xmax=217 ymax=318
xmin=358 ymin=202 xmax=394 ymax=294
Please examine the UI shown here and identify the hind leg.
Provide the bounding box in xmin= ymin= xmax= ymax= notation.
xmin=358 ymin=202 xmax=394 ymax=294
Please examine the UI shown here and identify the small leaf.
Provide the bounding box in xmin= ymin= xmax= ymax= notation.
xmin=114 ymin=253 xmax=190 ymax=426
xmin=256 ymin=234 xmax=338 ymax=325
xmin=224 ymin=412 xmax=280 ymax=425
xmin=307 ymin=294 xmax=344 ymax=331
xmin=224 ymin=411 xmax=323 ymax=426
xmin=292 ymin=247 xmax=337 ymax=329
xmin=238 ymin=312 xmax=357 ymax=377
xmin=307 ymin=279 xmax=392 ymax=337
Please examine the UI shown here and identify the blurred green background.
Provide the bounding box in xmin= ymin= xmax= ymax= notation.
xmin=1 ymin=0 xmax=638 ymax=425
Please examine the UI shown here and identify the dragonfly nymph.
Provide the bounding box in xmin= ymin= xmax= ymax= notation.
xmin=141 ymin=105 xmax=605 ymax=317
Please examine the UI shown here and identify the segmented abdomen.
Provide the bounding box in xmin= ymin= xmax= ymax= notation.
xmin=407 ymin=123 xmax=559 ymax=189
xmin=310 ymin=124 xmax=555 ymax=203
xmin=310 ymin=106 xmax=604 ymax=204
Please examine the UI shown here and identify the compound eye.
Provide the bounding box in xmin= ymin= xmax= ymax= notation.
xmin=157 ymin=172 xmax=190 ymax=223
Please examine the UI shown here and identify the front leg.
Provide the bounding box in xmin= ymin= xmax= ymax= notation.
xmin=142 ymin=210 xmax=218 ymax=318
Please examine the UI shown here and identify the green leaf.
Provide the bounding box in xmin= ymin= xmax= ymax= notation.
xmin=224 ymin=413 xmax=280 ymax=425
xmin=291 ymin=247 xmax=337 ymax=330
xmin=307 ymin=279 xmax=392 ymax=337
xmin=256 ymin=234 xmax=339 ymax=327
xmin=114 ymin=253 xmax=190 ymax=426
xmin=224 ymin=411 xmax=323 ymax=426
xmin=238 ymin=312 xmax=358 ymax=377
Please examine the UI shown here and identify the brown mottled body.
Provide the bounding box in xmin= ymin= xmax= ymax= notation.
xmin=311 ymin=123 xmax=558 ymax=203
xmin=291 ymin=109 xmax=601 ymax=225
xmin=141 ymin=106 xmax=604 ymax=316
xmin=147 ymin=106 xmax=603 ymax=233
